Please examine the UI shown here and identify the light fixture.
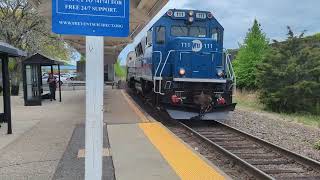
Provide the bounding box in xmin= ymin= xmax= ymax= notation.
xmin=179 ymin=68 xmax=186 ymax=75
xmin=167 ymin=10 xmax=173 ymax=17
xmin=217 ymin=70 xmax=224 ymax=77
xmin=207 ymin=13 xmax=213 ymax=19
xmin=188 ymin=17 xmax=194 ymax=23
xmin=189 ymin=11 xmax=194 ymax=16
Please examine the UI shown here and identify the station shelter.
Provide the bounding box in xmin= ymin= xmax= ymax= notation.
xmin=22 ymin=53 xmax=65 ymax=106
xmin=0 ymin=42 xmax=27 ymax=134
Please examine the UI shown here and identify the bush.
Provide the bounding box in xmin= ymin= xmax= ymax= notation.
xmin=256 ymin=27 xmax=320 ymax=115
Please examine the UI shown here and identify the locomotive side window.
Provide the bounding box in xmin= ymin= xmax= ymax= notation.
xmin=219 ymin=31 xmax=223 ymax=43
xmin=135 ymin=43 xmax=143 ymax=57
xmin=189 ymin=27 xmax=206 ymax=38
xmin=171 ymin=26 xmax=188 ymax=37
xmin=212 ymin=28 xmax=218 ymax=41
xmin=156 ymin=26 xmax=166 ymax=44
xmin=147 ymin=29 xmax=153 ymax=47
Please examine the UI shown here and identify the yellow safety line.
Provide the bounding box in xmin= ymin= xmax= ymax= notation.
xmin=120 ymin=90 xmax=149 ymax=123
xmin=139 ymin=122 xmax=225 ymax=180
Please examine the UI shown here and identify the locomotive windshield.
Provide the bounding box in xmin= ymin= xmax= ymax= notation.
xmin=171 ymin=26 xmax=206 ymax=38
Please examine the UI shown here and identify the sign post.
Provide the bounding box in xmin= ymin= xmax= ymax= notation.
xmin=85 ymin=36 xmax=104 ymax=179
xmin=52 ymin=0 xmax=129 ymax=179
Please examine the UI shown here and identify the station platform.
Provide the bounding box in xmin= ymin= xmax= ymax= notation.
xmin=103 ymin=86 xmax=229 ymax=180
xmin=0 ymin=86 xmax=229 ymax=180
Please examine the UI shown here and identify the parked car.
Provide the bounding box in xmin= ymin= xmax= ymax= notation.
xmin=42 ymin=74 xmax=70 ymax=86
xmin=61 ymin=73 xmax=77 ymax=81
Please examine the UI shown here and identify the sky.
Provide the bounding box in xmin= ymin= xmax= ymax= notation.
xmin=118 ymin=0 xmax=320 ymax=64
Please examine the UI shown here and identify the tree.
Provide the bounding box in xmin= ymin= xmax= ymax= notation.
xmin=256 ymin=27 xmax=320 ymax=115
xmin=114 ymin=59 xmax=126 ymax=79
xmin=233 ymin=19 xmax=269 ymax=90
xmin=0 ymin=0 xmax=74 ymax=95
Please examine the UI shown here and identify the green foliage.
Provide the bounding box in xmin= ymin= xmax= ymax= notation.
xmin=8 ymin=60 xmax=16 ymax=72
xmin=314 ymin=140 xmax=320 ymax=150
xmin=257 ymin=27 xmax=320 ymax=115
xmin=114 ymin=60 xmax=126 ymax=79
xmin=0 ymin=0 xmax=76 ymax=90
xmin=80 ymin=54 xmax=86 ymax=62
xmin=233 ymin=19 xmax=269 ymax=90
xmin=0 ymin=0 xmax=73 ymax=60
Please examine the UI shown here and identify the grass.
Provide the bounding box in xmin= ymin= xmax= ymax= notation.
xmin=314 ymin=140 xmax=320 ymax=150
xmin=234 ymin=90 xmax=320 ymax=128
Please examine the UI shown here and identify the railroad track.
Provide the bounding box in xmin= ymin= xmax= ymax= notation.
xmin=178 ymin=121 xmax=320 ymax=180
xmin=127 ymin=90 xmax=320 ymax=179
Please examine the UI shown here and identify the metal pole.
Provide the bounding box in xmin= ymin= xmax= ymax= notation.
xmin=51 ymin=65 xmax=53 ymax=74
xmin=2 ymin=55 xmax=12 ymax=134
xmin=85 ymin=36 xmax=104 ymax=180
xmin=58 ymin=64 xmax=62 ymax=102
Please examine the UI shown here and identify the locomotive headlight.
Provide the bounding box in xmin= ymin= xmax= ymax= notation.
xmin=188 ymin=17 xmax=194 ymax=23
xmin=217 ymin=70 xmax=224 ymax=77
xmin=179 ymin=68 xmax=186 ymax=75
xmin=189 ymin=11 xmax=194 ymax=16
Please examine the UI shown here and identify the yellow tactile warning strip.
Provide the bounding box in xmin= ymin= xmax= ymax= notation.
xmin=139 ymin=122 xmax=225 ymax=180
xmin=120 ymin=90 xmax=150 ymax=123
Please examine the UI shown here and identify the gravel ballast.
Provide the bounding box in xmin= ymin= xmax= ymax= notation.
xmin=225 ymin=108 xmax=320 ymax=161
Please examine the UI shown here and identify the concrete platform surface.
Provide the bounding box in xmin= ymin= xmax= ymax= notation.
xmin=104 ymin=86 xmax=142 ymax=125
xmin=0 ymin=90 xmax=85 ymax=180
xmin=107 ymin=89 xmax=227 ymax=180
xmin=52 ymin=124 xmax=115 ymax=180
xmin=108 ymin=124 xmax=179 ymax=180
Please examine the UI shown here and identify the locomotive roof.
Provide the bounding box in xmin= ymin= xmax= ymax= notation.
xmin=168 ymin=9 xmax=212 ymax=14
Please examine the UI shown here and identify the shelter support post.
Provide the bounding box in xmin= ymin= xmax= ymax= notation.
xmin=58 ymin=64 xmax=62 ymax=102
xmin=85 ymin=36 xmax=104 ymax=180
xmin=1 ymin=55 xmax=12 ymax=134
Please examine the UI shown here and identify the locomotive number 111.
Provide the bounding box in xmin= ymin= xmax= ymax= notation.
xmin=181 ymin=42 xmax=213 ymax=49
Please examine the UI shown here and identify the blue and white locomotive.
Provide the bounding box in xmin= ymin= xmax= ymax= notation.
xmin=127 ymin=9 xmax=236 ymax=120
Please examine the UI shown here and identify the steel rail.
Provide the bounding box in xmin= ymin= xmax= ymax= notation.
xmin=180 ymin=120 xmax=320 ymax=179
xmin=178 ymin=121 xmax=274 ymax=180
xmin=212 ymin=121 xmax=320 ymax=171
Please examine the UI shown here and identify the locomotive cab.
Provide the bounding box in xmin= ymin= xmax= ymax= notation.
xmin=127 ymin=9 xmax=236 ymax=120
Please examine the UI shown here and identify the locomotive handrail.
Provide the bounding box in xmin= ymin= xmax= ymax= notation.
xmin=224 ymin=50 xmax=237 ymax=94
xmin=159 ymin=50 xmax=176 ymax=77
xmin=153 ymin=51 xmax=163 ymax=77
xmin=153 ymin=51 xmax=163 ymax=94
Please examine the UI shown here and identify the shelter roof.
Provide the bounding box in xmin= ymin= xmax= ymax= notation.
xmin=0 ymin=42 xmax=27 ymax=57
xmin=23 ymin=53 xmax=67 ymax=66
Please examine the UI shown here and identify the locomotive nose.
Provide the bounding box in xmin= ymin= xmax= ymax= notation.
xmin=170 ymin=38 xmax=219 ymax=79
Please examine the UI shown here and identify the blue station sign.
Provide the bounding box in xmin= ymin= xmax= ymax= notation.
xmin=52 ymin=0 xmax=129 ymax=37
